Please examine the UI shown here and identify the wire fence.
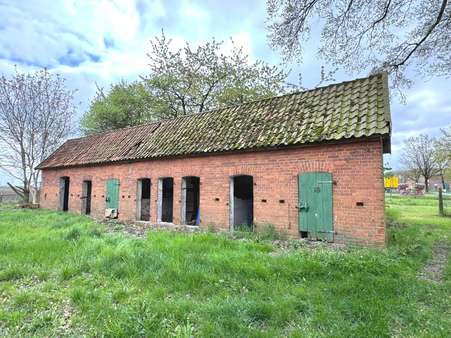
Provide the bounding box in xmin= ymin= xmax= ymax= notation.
xmin=385 ymin=189 xmax=451 ymax=218
xmin=0 ymin=193 xmax=20 ymax=204
xmin=439 ymin=189 xmax=451 ymax=216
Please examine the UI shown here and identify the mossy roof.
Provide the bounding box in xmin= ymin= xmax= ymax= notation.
xmin=37 ymin=73 xmax=391 ymax=169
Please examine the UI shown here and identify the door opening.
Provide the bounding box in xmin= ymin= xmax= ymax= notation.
xmin=230 ymin=175 xmax=253 ymax=230
xmin=81 ymin=180 xmax=92 ymax=215
xmin=159 ymin=177 xmax=174 ymax=223
xmin=181 ymin=176 xmax=200 ymax=225
xmin=59 ymin=177 xmax=70 ymax=211
xmin=137 ymin=178 xmax=151 ymax=221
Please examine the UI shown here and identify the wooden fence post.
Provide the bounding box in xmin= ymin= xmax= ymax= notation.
xmin=438 ymin=188 xmax=444 ymax=216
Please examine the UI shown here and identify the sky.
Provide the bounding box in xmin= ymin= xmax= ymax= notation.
xmin=0 ymin=0 xmax=450 ymax=185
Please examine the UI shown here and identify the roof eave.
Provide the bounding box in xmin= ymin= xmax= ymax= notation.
xmin=381 ymin=71 xmax=392 ymax=154
xmin=37 ymin=135 xmax=388 ymax=170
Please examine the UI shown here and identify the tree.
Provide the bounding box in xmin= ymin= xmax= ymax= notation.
xmin=81 ymin=81 xmax=155 ymax=135
xmin=143 ymin=32 xmax=293 ymax=119
xmin=400 ymin=134 xmax=438 ymax=192
xmin=437 ymin=125 xmax=451 ymax=150
xmin=81 ymin=32 xmax=294 ymax=133
xmin=0 ymin=69 xmax=76 ymax=203
xmin=266 ymin=0 xmax=451 ymax=89
xmin=404 ymin=168 xmax=422 ymax=184
xmin=434 ymin=126 xmax=451 ymax=188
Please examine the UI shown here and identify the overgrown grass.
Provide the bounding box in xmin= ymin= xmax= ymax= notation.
xmin=0 ymin=197 xmax=450 ymax=337
xmin=0 ymin=202 xmax=17 ymax=210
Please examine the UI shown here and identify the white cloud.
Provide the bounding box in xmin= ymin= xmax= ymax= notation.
xmin=180 ymin=1 xmax=209 ymax=20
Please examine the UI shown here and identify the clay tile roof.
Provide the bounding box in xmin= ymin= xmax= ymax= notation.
xmin=37 ymin=73 xmax=391 ymax=169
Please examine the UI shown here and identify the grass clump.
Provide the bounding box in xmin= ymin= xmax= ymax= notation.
xmin=257 ymin=224 xmax=288 ymax=241
xmin=231 ymin=223 xmax=287 ymax=241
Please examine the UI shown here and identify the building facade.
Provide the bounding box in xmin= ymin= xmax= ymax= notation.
xmin=38 ymin=74 xmax=391 ymax=246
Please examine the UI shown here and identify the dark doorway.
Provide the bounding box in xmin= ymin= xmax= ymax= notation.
xmin=59 ymin=177 xmax=70 ymax=211
xmin=231 ymin=175 xmax=253 ymax=229
xmin=81 ymin=180 xmax=92 ymax=215
xmin=159 ymin=177 xmax=174 ymax=223
xmin=181 ymin=176 xmax=200 ymax=225
xmin=137 ymin=178 xmax=151 ymax=221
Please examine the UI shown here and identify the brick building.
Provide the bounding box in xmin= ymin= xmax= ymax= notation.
xmin=37 ymin=73 xmax=391 ymax=246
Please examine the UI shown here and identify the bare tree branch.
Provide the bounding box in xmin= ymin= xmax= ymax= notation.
xmin=267 ymin=0 xmax=451 ymax=91
xmin=387 ymin=0 xmax=448 ymax=69
xmin=0 ymin=69 xmax=77 ymax=203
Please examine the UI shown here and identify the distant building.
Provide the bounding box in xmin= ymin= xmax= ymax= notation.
xmin=398 ymin=174 xmax=449 ymax=193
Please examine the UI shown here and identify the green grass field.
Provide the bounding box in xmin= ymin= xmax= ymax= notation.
xmin=0 ymin=196 xmax=450 ymax=337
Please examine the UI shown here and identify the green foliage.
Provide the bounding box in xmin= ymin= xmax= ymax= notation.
xmin=0 ymin=199 xmax=449 ymax=336
xmin=81 ymin=32 xmax=293 ymax=134
xmin=81 ymin=81 xmax=156 ymax=134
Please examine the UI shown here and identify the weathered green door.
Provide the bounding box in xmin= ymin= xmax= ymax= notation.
xmin=106 ymin=179 xmax=120 ymax=209
xmin=298 ymin=172 xmax=333 ymax=241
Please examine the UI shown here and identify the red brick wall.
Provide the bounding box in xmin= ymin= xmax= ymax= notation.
xmin=40 ymin=139 xmax=385 ymax=246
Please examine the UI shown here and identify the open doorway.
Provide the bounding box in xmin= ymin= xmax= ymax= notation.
xmin=137 ymin=178 xmax=151 ymax=221
xmin=81 ymin=180 xmax=92 ymax=215
xmin=59 ymin=177 xmax=70 ymax=211
xmin=158 ymin=177 xmax=174 ymax=223
xmin=230 ymin=175 xmax=253 ymax=229
xmin=181 ymin=176 xmax=200 ymax=225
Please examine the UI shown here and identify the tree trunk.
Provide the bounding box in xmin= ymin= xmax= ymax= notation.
xmin=441 ymin=173 xmax=445 ymax=190
xmin=30 ymin=187 xmax=37 ymax=204
xmin=424 ymin=177 xmax=429 ymax=192
xmin=23 ymin=188 xmax=30 ymax=204
xmin=31 ymin=174 xmax=40 ymax=204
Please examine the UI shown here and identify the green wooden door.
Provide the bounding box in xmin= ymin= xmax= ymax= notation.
xmin=106 ymin=179 xmax=120 ymax=209
xmin=298 ymin=172 xmax=333 ymax=241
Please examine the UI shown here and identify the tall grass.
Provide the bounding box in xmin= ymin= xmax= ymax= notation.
xmin=0 ymin=201 xmax=450 ymax=337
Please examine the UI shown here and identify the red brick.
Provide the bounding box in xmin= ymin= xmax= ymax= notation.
xmin=40 ymin=139 xmax=385 ymax=247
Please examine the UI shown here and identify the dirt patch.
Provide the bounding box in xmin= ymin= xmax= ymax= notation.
xmin=102 ymin=220 xmax=347 ymax=253
xmin=103 ymin=220 xmax=201 ymax=238
xmin=104 ymin=221 xmax=150 ymax=238
xmin=418 ymin=243 xmax=449 ymax=283
xmin=55 ymin=300 xmax=74 ymax=335
xmin=269 ymin=239 xmax=346 ymax=255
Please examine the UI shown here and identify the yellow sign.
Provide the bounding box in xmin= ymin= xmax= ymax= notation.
xmin=384 ymin=176 xmax=399 ymax=188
